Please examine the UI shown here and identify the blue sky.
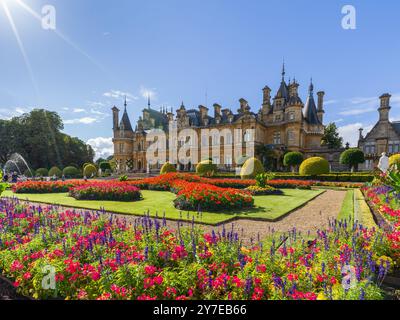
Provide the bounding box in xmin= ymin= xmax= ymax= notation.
xmin=1 ymin=0 xmax=400 ymax=159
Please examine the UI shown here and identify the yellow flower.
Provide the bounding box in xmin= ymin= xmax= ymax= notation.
xmin=317 ymin=292 xmax=328 ymax=300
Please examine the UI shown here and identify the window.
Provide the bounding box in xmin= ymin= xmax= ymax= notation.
xmin=225 ymin=156 xmax=232 ymax=166
xmin=225 ymin=133 xmax=232 ymax=145
xmin=212 ymin=134 xmax=220 ymax=146
xmin=287 ymin=130 xmax=295 ymax=143
xmin=289 ymin=112 xmax=295 ymax=121
xmin=273 ymin=132 xmax=281 ymax=145
xmin=244 ymin=130 xmax=252 ymax=142
xmin=212 ymin=157 xmax=220 ymax=165
xmin=275 ymin=115 xmax=281 ymax=122
xmin=119 ymin=143 xmax=125 ymax=154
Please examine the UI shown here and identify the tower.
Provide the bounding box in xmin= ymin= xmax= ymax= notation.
xmin=112 ymin=106 xmax=120 ymax=131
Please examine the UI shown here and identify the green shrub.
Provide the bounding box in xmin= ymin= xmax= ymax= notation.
xmin=299 ymin=157 xmax=330 ymax=176
xmin=24 ymin=169 xmax=35 ymax=177
xmin=83 ymin=164 xmax=97 ymax=177
xmin=160 ymin=162 xmax=176 ymax=175
xmin=63 ymin=166 xmax=80 ymax=178
xmin=35 ymin=168 xmax=49 ymax=177
xmin=389 ymin=154 xmax=400 ymax=167
xmin=119 ymin=175 xmax=128 ymax=182
xmin=49 ymin=166 xmax=62 ymax=178
xmin=240 ymin=157 xmax=265 ymax=179
xmin=99 ymin=161 xmax=112 ymax=172
xmin=283 ymin=152 xmax=304 ymax=172
xmin=196 ymin=160 xmax=217 ymax=177
xmin=340 ymin=148 xmax=365 ymax=172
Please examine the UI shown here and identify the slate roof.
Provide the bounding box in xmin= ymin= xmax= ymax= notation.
xmin=119 ymin=108 xmax=133 ymax=131
xmin=304 ymin=83 xmax=322 ymax=125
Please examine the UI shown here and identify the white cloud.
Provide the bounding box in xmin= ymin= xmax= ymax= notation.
xmin=0 ymin=107 xmax=30 ymax=119
xmin=87 ymin=137 xmax=114 ymax=160
xmin=73 ymin=108 xmax=86 ymax=113
xmin=338 ymin=123 xmax=373 ymax=147
xmin=140 ymin=86 xmax=157 ymax=100
xmin=64 ymin=117 xmax=98 ymax=125
xmin=103 ymin=90 xmax=137 ymax=101
xmin=339 ymin=107 xmax=376 ymax=116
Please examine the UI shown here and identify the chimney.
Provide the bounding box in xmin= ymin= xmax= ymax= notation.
xmin=198 ymin=105 xmax=209 ymax=120
xmin=379 ymin=93 xmax=391 ymax=121
xmin=112 ymin=106 xmax=120 ymax=131
xmin=317 ymin=91 xmax=325 ymax=111
xmin=213 ymin=103 xmax=222 ymax=118
xmin=289 ymin=82 xmax=299 ymax=97
xmin=359 ymin=128 xmax=364 ymax=140
xmin=263 ymin=86 xmax=271 ymax=105
xmin=238 ymin=98 xmax=249 ymax=113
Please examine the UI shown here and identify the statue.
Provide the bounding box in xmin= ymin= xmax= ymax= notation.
xmin=378 ymin=152 xmax=389 ymax=173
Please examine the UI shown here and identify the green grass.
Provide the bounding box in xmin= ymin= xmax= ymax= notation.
xmin=2 ymin=189 xmax=325 ymax=225
xmin=338 ymin=189 xmax=355 ymax=222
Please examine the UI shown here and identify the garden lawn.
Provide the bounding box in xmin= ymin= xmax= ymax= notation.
xmin=2 ymin=189 xmax=324 ymax=225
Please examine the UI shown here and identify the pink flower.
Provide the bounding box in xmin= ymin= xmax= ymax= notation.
xmin=145 ymin=265 xmax=157 ymax=276
xmin=10 ymin=260 xmax=24 ymax=272
xmin=23 ymin=272 xmax=32 ymax=280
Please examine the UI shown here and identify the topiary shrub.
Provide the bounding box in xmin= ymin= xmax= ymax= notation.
xmin=49 ymin=166 xmax=62 ymax=178
xmin=299 ymin=157 xmax=330 ymax=176
xmin=389 ymin=154 xmax=400 ymax=167
xmin=160 ymin=162 xmax=176 ymax=175
xmin=240 ymin=157 xmax=265 ymax=179
xmin=83 ymin=164 xmax=97 ymax=177
xmin=99 ymin=161 xmax=112 ymax=172
xmin=63 ymin=166 xmax=80 ymax=178
xmin=24 ymin=169 xmax=35 ymax=178
xmin=196 ymin=160 xmax=217 ymax=177
xmin=35 ymin=168 xmax=49 ymax=177
xmin=340 ymin=148 xmax=365 ymax=172
xmin=283 ymin=152 xmax=304 ymax=172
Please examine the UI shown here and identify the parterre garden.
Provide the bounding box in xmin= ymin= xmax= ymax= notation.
xmin=0 ymin=156 xmax=399 ymax=300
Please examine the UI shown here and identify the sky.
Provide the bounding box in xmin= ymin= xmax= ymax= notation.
xmin=1 ymin=0 xmax=400 ymax=159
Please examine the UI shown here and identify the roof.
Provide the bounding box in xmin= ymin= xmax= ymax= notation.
xmin=275 ymin=81 xmax=289 ymax=100
xmin=120 ymin=109 xmax=133 ymax=131
xmin=141 ymin=108 xmax=169 ymax=130
xmin=304 ymin=85 xmax=321 ymax=125
xmin=391 ymin=122 xmax=400 ymax=135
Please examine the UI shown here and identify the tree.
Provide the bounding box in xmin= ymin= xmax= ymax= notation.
xmin=340 ymin=148 xmax=365 ymax=172
xmin=0 ymin=109 xmax=94 ymax=169
xmin=283 ymin=152 xmax=304 ymax=172
xmin=256 ymin=144 xmax=277 ymax=171
xmin=321 ymin=123 xmax=343 ymax=149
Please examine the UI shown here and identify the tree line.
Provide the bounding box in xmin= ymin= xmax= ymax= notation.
xmin=0 ymin=109 xmax=95 ymax=170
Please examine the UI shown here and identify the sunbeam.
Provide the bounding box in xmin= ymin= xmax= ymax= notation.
xmin=1 ymin=0 xmax=39 ymax=100
xmin=14 ymin=0 xmax=107 ymax=73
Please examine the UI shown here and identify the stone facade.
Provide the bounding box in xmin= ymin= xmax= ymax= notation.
xmin=358 ymin=93 xmax=400 ymax=171
xmin=112 ymin=67 xmax=343 ymax=173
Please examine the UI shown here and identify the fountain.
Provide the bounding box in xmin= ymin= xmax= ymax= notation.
xmin=3 ymin=153 xmax=33 ymax=177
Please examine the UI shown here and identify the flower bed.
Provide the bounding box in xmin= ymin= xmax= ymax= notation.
xmin=362 ymin=186 xmax=400 ymax=264
xmin=69 ymin=182 xmax=142 ymax=202
xmin=268 ymin=179 xmax=314 ymax=189
xmin=0 ymin=199 xmax=393 ymax=300
xmin=245 ymin=185 xmax=284 ymax=196
xmin=12 ymin=180 xmax=92 ymax=194
xmin=172 ymin=181 xmax=254 ymax=211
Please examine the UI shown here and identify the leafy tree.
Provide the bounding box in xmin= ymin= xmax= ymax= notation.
xmin=283 ymin=152 xmax=304 ymax=172
xmin=256 ymin=145 xmax=277 ymax=171
xmin=49 ymin=166 xmax=62 ymax=177
xmin=0 ymin=109 xmax=94 ymax=169
xmin=321 ymin=123 xmax=343 ymax=149
xmin=99 ymin=161 xmax=112 ymax=172
xmin=340 ymin=148 xmax=365 ymax=172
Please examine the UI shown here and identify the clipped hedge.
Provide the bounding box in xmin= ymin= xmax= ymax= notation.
xmin=160 ymin=162 xmax=176 ymax=175
xmin=389 ymin=154 xmax=400 ymax=167
xmin=240 ymin=157 xmax=264 ymax=179
xmin=299 ymin=157 xmax=330 ymax=176
xmin=35 ymin=168 xmax=49 ymax=177
xmin=83 ymin=164 xmax=97 ymax=177
xmin=49 ymin=166 xmax=62 ymax=178
xmin=63 ymin=166 xmax=81 ymax=178
xmin=196 ymin=160 xmax=217 ymax=177
xmin=269 ymin=173 xmax=373 ymax=183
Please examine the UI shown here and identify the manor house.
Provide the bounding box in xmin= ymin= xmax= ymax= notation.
xmin=112 ymin=66 xmax=344 ymax=173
